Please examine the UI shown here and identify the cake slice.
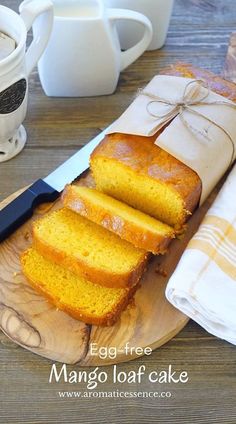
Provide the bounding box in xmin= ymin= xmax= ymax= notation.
xmin=21 ymin=248 xmax=137 ymax=326
xmin=33 ymin=208 xmax=148 ymax=289
xmin=62 ymin=185 xmax=175 ymax=254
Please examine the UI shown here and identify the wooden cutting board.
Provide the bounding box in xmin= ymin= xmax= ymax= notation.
xmin=0 ymin=40 xmax=235 ymax=366
xmin=0 ymin=173 xmax=223 ymax=366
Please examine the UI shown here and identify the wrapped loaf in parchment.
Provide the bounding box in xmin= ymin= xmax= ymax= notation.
xmin=91 ymin=63 xmax=236 ymax=229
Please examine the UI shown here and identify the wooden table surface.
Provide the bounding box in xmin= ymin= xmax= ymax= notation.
xmin=0 ymin=0 xmax=236 ymax=423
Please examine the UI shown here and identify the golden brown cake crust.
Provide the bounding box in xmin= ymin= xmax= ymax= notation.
xmin=162 ymin=62 xmax=236 ymax=102
xmin=62 ymin=185 xmax=175 ymax=254
xmin=91 ymin=133 xmax=202 ymax=218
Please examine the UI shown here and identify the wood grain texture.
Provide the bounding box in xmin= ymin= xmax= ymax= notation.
xmin=0 ymin=172 xmax=229 ymax=367
xmin=0 ymin=193 xmax=91 ymax=365
xmin=0 ymin=177 xmax=190 ymax=366
xmin=0 ymin=0 xmax=236 ymax=423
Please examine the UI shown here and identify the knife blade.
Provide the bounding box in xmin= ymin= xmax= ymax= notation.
xmin=0 ymin=127 xmax=108 ymax=242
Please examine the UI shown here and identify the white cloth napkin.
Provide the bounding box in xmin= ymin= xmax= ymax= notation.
xmin=166 ymin=164 xmax=236 ymax=345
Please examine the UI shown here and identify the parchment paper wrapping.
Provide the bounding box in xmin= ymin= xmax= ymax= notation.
xmin=107 ymin=76 xmax=236 ymax=203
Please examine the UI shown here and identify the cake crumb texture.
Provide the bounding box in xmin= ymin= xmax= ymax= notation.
xmin=21 ymin=248 xmax=137 ymax=326
xmin=33 ymin=208 xmax=148 ymax=289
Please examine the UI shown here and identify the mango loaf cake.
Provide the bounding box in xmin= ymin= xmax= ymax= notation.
xmin=21 ymin=248 xmax=138 ymax=326
xmin=90 ymin=134 xmax=201 ymax=230
xmin=62 ymin=184 xmax=175 ymax=254
xmin=32 ymin=208 xmax=148 ymax=289
xmin=90 ymin=63 xmax=236 ymax=230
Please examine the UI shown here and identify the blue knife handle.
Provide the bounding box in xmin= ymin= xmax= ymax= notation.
xmin=0 ymin=179 xmax=59 ymax=242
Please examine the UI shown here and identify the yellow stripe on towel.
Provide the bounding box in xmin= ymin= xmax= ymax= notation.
xmin=189 ymin=215 xmax=236 ymax=280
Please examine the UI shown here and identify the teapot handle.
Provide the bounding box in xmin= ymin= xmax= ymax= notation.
xmin=19 ymin=0 xmax=53 ymax=76
xmin=107 ymin=8 xmax=153 ymax=72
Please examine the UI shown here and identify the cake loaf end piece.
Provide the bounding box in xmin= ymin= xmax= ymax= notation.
xmin=91 ymin=63 xmax=236 ymax=229
xmin=91 ymin=133 xmax=201 ymax=229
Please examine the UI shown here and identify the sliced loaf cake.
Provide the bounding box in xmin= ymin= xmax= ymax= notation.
xmin=62 ymin=185 xmax=175 ymax=254
xmin=90 ymin=133 xmax=201 ymax=229
xmin=21 ymin=248 xmax=137 ymax=326
xmin=32 ymin=208 xmax=148 ymax=289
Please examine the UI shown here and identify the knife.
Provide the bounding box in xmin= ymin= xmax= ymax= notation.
xmin=0 ymin=127 xmax=108 ymax=242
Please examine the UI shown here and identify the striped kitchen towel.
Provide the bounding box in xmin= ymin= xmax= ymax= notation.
xmin=166 ymin=164 xmax=236 ymax=345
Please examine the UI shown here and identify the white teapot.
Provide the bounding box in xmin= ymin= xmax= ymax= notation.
xmin=37 ymin=0 xmax=153 ymax=97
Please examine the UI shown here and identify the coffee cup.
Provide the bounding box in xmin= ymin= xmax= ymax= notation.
xmin=0 ymin=0 xmax=53 ymax=162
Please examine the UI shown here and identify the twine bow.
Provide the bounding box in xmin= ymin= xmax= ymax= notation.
xmin=140 ymin=79 xmax=236 ymax=165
